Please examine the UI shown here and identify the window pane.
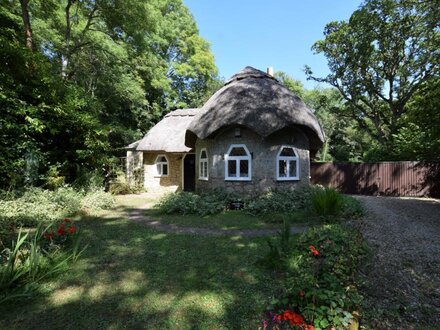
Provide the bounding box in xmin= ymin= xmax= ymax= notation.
xmin=229 ymin=147 xmax=247 ymax=156
xmin=156 ymin=164 xmax=162 ymax=175
xmin=201 ymin=150 xmax=207 ymax=159
xmin=228 ymin=160 xmax=236 ymax=177
xmin=158 ymin=156 xmax=167 ymax=162
xmin=162 ymin=164 xmax=168 ymax=175
xmin=279 ymin=160 xmax=287 ymax=177
xmin=239 ymin=160 xmax=249 ymax=177
xmin=289 ymin=160 xmax=297 ymax=177
xmin=204 ymin=162 xmax=208 ymax=177
xmin=280 ymin=147 xmax=295 ymax=157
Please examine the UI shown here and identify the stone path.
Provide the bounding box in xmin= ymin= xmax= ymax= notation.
xmin=126 ymin=204 xmax=308 ymax=237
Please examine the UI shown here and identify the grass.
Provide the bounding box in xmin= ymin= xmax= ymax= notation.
xmin=0 ymin=195 xmax=285 ymax=329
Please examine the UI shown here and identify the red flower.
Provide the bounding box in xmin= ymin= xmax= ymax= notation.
xmin=64 ymin=218 xmax=71 ymax=223
xmin=43 ymin=232 xmax=54 ymax=240
xmin=308 ymin=245 xmax=319 ymax=256
xmin=68 ymin=225 xmax=77 ymax=234
xmin=57 ymin=225 xmax=66 ymax=235
xmin=302 ymin=325 xmax=314 ymax=330
xmin=278 ymin=310 xmax=305 ymax=326
xmin=299 ymin=290 xmax=305 ymax=298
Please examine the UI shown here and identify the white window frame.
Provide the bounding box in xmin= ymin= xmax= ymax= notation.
xmin=225 ymin=144 xmax=252 ymax=181
xmin=199 ymin=148 xmax=209 ymax=180
xmin=155 ymin=154 xmax=169 ymax=177
xmin=276 ymin=146 xmax=299 ymax=181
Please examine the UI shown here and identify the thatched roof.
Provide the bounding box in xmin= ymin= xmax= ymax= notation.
xmin=185 ymin=66 xmax=325 ymax=151
xmin=135 ymin=108 xmax=198 ymax=152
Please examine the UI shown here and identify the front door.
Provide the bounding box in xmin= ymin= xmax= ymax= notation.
xmin=183 ymin=154 xmax=196 ymax=191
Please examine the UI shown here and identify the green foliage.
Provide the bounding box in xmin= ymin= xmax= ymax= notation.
xmin=157 ymin=189 xmax=240 ymax=216
xmin=0 ymin=221 xmax=84 ymax=303
xmin=341 ymin=195 xmax=364 ymax=219
xmin=245 ymin=188 xmax=314 ymax=216
xmin=261 ymin=224 xmax=366 ymax=329
xmin=0 ymin=187 xmax=114 ymax=242
xmin=108 ymin=172 xmax=141 ymax=195
xmin=311 ymin=187 xmax=344 ymax=218
xmin=307 ymin=0 xmax=439 ymax=150
xmin=0 ymin=0 xmax=218 ymax=188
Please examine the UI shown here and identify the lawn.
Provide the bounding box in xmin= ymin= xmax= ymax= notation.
xmin=0 ymin=195 xmax=284 ymax=329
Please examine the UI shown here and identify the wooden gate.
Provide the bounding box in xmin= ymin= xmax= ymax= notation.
xmin=310 ymin=161 xmax=440 ymax=197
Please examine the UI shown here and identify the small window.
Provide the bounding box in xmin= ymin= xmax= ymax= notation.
xmin=199 ymin=148 xmax=208 ymax=180
xmin=276 ymin=146 xmax=299 ymax=180
xmin=225 ymin=144 xmax=251 ymax=180
xmin=155 ymin=155 xmax=169 ymax=177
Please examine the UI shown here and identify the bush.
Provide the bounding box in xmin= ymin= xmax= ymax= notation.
xmin=81 ymin=189 xmax=115 ymax=210
xmin=109 ymin=171 xmax=141 ymax=195
xmin=311 ymin=187 xmax=344 ymax=218
xmin=342 ymin=195 xmax=364 ymax=218
xmin=244 ymin=188 xmax=314 ymax=216
xmin=157 ymin=189 xmax=241 ymax=216
xmin=261 ymin=224 xmax=366 ymax=330
xmin=0 ymin=187 xmax=114 ymax=243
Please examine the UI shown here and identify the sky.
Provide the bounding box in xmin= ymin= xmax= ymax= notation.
xmin=183 ymin=0 xmax=363 ymax=89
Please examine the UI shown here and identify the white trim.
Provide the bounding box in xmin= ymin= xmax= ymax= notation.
xmin=154 ymin=154 xmax=169 ymax=177
xmin=198 ymin=148 xmax=209 ymax=181
xmin=224 ymin=144 xmax=252 ymax=181
xmin=276 ymin=145 xmax=299 ymax=181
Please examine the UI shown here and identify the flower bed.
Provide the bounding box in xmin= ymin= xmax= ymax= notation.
xmin=260 ymin=224 xmax=366 ymax=330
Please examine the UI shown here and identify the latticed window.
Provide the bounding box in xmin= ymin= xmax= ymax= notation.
xmin=276 ymin=146 xmax=299 ymax=180
xmin=225 ymin=144 xmax=251 ymax=180
xmin=155 ymin=155 xmax=168 ymax=176
xmin=199 ymin=148 xmax=208 ymax=180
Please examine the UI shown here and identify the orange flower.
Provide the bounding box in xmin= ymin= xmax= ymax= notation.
xmin=302 ymin=324 xmax=314 ymax=330
xmin=308 ymin=245 xmax=319 ymax=256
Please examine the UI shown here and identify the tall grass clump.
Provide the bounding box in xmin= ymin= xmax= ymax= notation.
xmin=311 ymin=187 xmax=344 ymax=217
xmin=0 ymin=221 xmax=85 ymax=303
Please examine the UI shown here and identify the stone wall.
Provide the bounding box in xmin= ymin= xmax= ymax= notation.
xmin=195 ymin=126 xmax=310 ymax=195
xmin=143 ymin=153 xmax=183 ymax=192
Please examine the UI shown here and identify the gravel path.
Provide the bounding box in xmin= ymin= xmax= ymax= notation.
xmin=352 ymin=196 xmax=440 ymax=329
xmin=126 ymin=204 xmax=308 ymax=237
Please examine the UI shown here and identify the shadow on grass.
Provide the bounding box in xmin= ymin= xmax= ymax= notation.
xmin=0 ymin=212 xmax=278 ymax=329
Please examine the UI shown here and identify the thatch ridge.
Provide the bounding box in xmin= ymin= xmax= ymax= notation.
xmin=186 ymin=66 xmax=325 ymax=151
xmin=135 ymin=108 xmax=198 ymax=153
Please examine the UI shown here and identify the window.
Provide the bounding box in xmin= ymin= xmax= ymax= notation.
xmin=225 ymin=144 xmax=251 ymax=180
xmin=199 ymin=148 xmax=208 ymax=180
xmin=155 ymin=155 xmax=168 ymax=177
xmin=276 ymin=146 xmax=299 ymax=180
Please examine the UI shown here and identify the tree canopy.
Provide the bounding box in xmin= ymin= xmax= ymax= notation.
xmin=306 ymin=0 xmax=439 ymax=157
xmin=0 ymin=0 xmax=219 ymax=187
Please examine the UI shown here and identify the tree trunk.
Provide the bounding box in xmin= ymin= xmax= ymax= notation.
xmin=19 ymin=0 xmax=33 ymax=50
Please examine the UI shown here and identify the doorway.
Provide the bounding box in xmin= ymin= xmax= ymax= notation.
xmin=183 ymin=154 xmax=196 ymax=191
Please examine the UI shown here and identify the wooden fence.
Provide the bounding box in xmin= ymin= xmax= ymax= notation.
xmin=310 ymin=161 xmax=440 ymax=198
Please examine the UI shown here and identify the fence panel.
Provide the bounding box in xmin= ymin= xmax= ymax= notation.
xmin=310 ymin=161 xmax=440 ymax=197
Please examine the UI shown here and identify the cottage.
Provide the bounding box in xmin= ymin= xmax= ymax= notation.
xmin=126 ymin=66 xmax=325 ymax=195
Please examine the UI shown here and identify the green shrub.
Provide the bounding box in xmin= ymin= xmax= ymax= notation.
xmin=244 ymin=188 xmax=314 ymax=215
xmin=109 ymin=172 xmax=141 ymax=195
xmin=157 ymin=189 xmax=241 ymax=216
xmin=0 ymin=187 xmax=114 ymax=243
xmin=311 ymin=187 xmax=344 ymax=217
xmin=81 ymin=189 xmax=115 ymax=210
xmin=342 ymin=195 xmax=364 ymax=218
xmin=261 ymin=224 xmax=366 ymax=329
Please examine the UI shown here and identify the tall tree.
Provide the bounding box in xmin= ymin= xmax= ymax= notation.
xmin=306 ymin=0 xmax=440 ymax=147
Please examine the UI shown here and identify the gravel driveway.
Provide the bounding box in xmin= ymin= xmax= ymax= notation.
xmin=352 ymin=195 xmax=440 ymax=329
